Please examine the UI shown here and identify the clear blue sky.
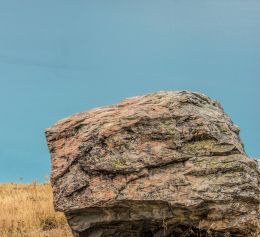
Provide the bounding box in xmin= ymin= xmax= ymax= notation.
xmin=0 ymin=0 xmax=259 ymax=183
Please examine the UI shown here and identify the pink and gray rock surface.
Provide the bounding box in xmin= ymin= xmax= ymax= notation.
xmin=45 ymin=91 xmax=259 ymax=237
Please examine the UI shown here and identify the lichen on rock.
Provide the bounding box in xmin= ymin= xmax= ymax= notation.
xmin=45 ymin=91 xmax=260 ymax=237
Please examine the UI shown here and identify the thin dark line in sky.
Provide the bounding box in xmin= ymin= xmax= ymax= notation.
xmin=0 ymin=53 xmax=100 ymax=72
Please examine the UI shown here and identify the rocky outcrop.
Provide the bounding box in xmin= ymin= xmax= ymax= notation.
xmin=45 ymin=91 xmax=260 ymax=237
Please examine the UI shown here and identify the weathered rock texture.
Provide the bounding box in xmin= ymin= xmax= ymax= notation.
xmin=45 ymin=91 xmax=260 ymax=237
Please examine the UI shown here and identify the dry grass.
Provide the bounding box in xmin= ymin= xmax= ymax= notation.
xmin=0 ymin=182 xmax=73 ymax=237
xmin=251 ymin=220 xmax=260 ymax=237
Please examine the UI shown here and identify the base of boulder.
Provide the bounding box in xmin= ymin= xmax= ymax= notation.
xmin=65 ymin=200 xmax=254 ymax=237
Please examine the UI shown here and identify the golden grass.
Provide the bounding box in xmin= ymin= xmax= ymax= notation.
xmin=251 ymin=220 xmax=260 ymax=237
xmin=0 ymin=182 xmax=73 ymax=237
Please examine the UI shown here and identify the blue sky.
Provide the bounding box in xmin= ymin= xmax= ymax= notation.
xmin=0 ymin=0 xmax=259 ymax=182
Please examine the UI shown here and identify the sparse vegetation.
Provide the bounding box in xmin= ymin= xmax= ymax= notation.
xmin=250 ymin=220 xmax=260 ymax=237
xmin=0 ymin=182 xmax=72 ymax=237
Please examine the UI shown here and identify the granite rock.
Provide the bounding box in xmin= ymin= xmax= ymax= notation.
xmin=45 ymin=91 xmax=260 ymax=237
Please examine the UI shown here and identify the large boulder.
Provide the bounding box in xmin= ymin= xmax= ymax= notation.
xmin=45 ymin=91 xmax=259 ymax=237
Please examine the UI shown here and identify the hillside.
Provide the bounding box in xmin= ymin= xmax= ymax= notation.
xmin=0 ymin=182 xmax=259 ymax=236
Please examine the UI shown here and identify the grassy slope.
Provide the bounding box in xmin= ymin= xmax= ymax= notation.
xmin=0 ymin=183 xmax=259 ymax=237
xmin=0 ymin=183 xmax=73 ymax=237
